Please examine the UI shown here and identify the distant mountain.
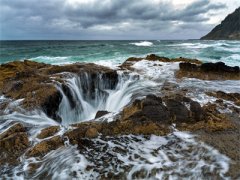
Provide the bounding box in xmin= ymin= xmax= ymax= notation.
xmin=201 ymin=7 xmax=240 ymax=40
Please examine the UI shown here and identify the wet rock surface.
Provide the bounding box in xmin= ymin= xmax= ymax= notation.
xmin=24 ymin=94 xmax=236 ymax=159
xmin=0 ymin=123 xmax=29 ymax=166
xmin=36 ymin=126 xmax=60 ymax=139
xmin=0 ymin=60 xmax=118 ymax=120
xmin=26 ymin=136 xmax=64 ymax=157
xmin=95 ymin=110 xmax=109 ymax=119
xmin=196 ymin=113 xmax=240 ymax=179
xmin=176 ymin=62 xmax=240 ymax=80
xmin=206 ymin=91 xmax=240 ymax=106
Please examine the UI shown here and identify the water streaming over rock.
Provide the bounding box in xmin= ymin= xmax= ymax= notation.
xmin=56 ymin=71 xmax=158 ymax=126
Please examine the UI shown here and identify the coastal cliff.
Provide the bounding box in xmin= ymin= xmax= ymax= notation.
xmin=201 ymin=7 xmax=240 ymax=40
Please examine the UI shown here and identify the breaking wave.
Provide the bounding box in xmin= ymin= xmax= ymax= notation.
xmin=130 ymin=41 xmax=153 ymax=47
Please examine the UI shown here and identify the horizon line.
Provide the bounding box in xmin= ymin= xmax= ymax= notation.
xmin=0 ymin=39 xmax=201 ymax=41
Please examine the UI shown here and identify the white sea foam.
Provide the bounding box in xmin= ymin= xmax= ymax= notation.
xmin=132 ymin=60 xmax=179 ymax=81
xmin=220 ymin=54 xmax=240 ymax=66
xmin=0 ymin=95 xmax=6 ymax=100
xmin=31 ymin=56 xmax=72 ymax=65
xmin=8 ymin=132 xmax=230 ymax=179
xmin=92 ymin=59 xmax=120 ymax=69
xmin=130 ymin=41 xmax=153 ymax=47
xmin=215 ymin=46 xmax=240 ymax=53
xmin=167 ymin=42 xmax=212 ymax=49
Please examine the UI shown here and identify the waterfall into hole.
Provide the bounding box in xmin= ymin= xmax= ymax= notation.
xmin=56 ymin=72 xmax=157 ymax=126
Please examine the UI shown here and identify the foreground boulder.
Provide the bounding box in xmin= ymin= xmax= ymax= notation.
xmin=0 ymin=60 xmax=118 ymax=120
xmin=0 ymin=123 xmax=29 ymax=165
xmin=176 ymin=62 xmax=240 ymax=80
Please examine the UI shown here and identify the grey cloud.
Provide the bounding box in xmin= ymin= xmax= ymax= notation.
xmin=0 ymin=0 xmax=227 ymax=39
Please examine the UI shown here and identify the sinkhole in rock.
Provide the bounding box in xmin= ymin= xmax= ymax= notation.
xmin=56 ymin=72 xmax=142 ymax=126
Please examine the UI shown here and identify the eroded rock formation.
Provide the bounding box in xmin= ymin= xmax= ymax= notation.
xmin=176 ymin=62 xmax=240 ymax=80
xmin=0 ymin=60 xmax=118 ymax=120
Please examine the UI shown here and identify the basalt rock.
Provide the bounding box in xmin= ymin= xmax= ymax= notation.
xmin=201 ymin=62 xmax=239 ymax=73
xmin=0 ymin=60 xmax=118 ymax=120
xmin=122 ymin=95 xmax=170 ymax=122
xmin=95 ymin=110 xmax=110 ymax=118
xmin=190 ymin=101 xmax=203 ymax=121
xmin=0 ymin=123 xmax=29 ymax=165
xmin=165 ymin=99 xmax=189 ymax=122
xmin=176 ymin=62 xmax=240 ymax=80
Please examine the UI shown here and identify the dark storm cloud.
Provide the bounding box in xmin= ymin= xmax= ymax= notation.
xmin=0 ymin=0 xmax=226 ymax=39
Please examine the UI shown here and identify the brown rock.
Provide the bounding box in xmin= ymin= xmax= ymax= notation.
xmin=178 ymin=103 xmax=235 ymax=132
xmin=0 ymin=123 xmax=29 ymax=165
xmin=37 ymin=126 xmax=60 ymax=139
xmin=0 ymin=60 xmax=119 ymax=121
xmin=206 ymin=91 xmax=240 ymax=106
xmin=26 ymin=136 xmax=64 ymax=157
xmin=0 ymin=123 xmax=26 ymax=139
xmin=85 ymin=127 xmax=99 ymax=138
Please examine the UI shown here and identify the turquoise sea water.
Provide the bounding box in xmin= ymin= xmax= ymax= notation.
xmin=0 ymin=40 xmax=240 ymax=66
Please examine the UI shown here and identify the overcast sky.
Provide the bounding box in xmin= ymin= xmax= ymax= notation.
xmin=0 ymin=0 xmax=239 ymax=40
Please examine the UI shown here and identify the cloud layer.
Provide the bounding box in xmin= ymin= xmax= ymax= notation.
xmin=0 ymin=0 xmax=237 ymax=39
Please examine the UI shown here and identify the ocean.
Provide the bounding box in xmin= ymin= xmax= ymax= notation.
xmin=1 ymin=40 xmax=240 ymax=66
xmin=0 ymin=40 xmax=240 ymax=179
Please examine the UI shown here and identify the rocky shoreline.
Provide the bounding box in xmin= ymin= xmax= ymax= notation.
xmin=0 ymin=55 xmax=240 ymax=178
